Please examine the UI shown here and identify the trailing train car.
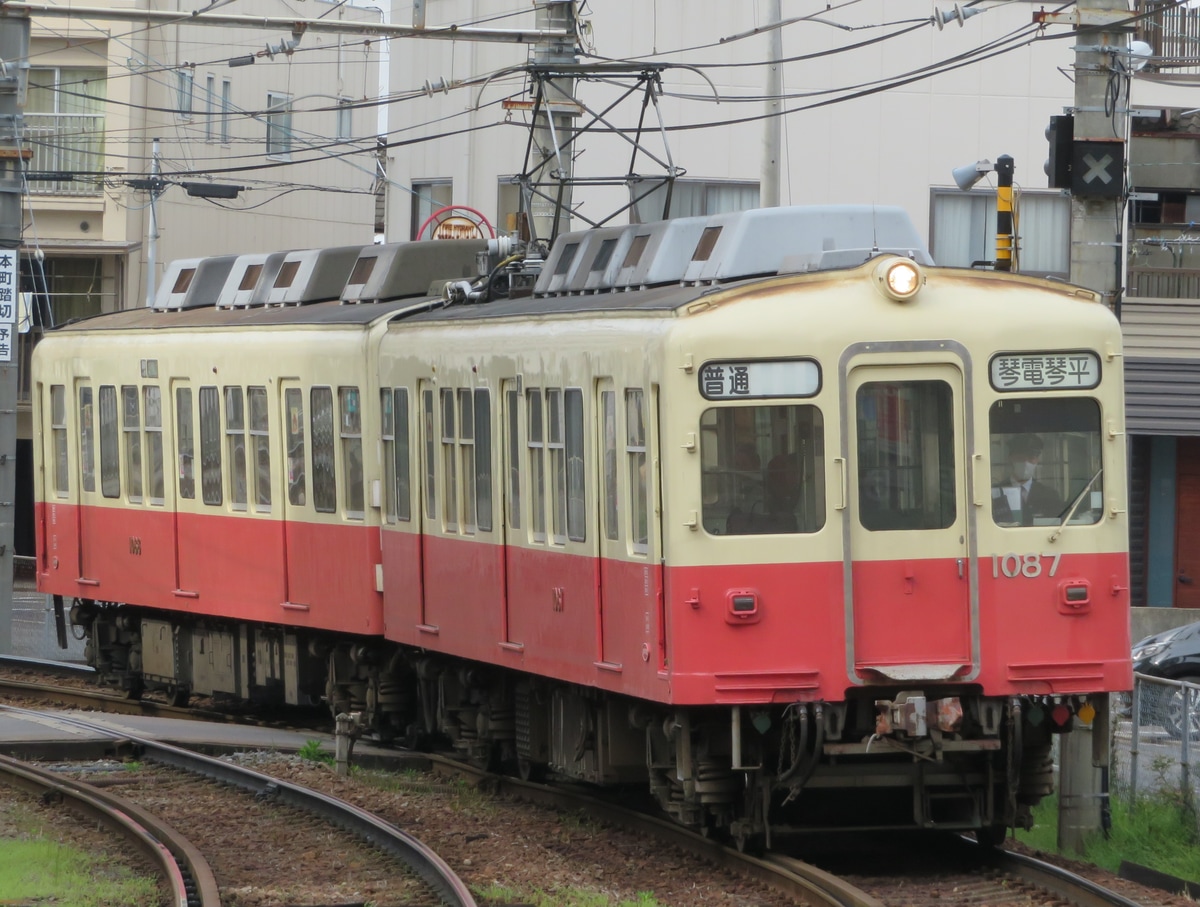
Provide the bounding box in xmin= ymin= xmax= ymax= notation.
xmin=31 ymin=206 xmax=1131 ymax=847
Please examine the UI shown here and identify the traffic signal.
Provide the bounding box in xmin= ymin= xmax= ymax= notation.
xmin=1045 ymin=114 xmax=1073 ymax=189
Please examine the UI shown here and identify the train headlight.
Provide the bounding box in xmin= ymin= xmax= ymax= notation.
xmin=875 ymin=257 xmax=924 ymax=302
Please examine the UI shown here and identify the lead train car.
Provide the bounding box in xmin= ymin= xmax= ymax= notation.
xmin=32 ymin=206 xmax=1131 ymax=845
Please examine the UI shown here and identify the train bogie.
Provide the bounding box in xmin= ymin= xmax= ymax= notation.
xmin=31 ymin=206 xmax=1131 ymax=841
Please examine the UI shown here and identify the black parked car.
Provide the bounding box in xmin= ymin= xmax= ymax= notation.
xmin=1132 ymin=620 xmax=1200 ymax=740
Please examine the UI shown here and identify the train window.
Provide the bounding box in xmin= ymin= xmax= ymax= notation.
xmin=566 ymin=388 xmax=586 ymax=542
xmin=249 ymin=387 xmax=270 ymax=510
xmin=395 ymin=389 xmax=411 ymax=522
xmin=199 ymin=386 xmax=222 ymax=506
xmin=423 ymin=389 xmax=436 ymax=520
xmin=122 ymin=386 xmax=143 ymax=503
xmin=528 ymin=388 xmax=546 ymax=542
xmin=274 ymin=259 xmax=300 ymax=288
xmin=700 ymin=405 xmax=825 ymax=535
xmin=601 ymin=390 xmax=618 ymax=540
xmin=144 ymin=387 xmax=164 ymax=505
xmin=99 ymin=385 xmax=119 ymax=499
xmin=176 ymin=387 xmax=194 ymax=500
xmin=225 ymin=387 xmax=247 ymax=511
xmin=285 ymin=388 xmax=306 ymax=506
xmin=381 ymin=390 xmax=396 ymax=522
xmin=79 ymin=386 xmax=95 ymax=494
xmin=547 ymin=388 xmax=566 ymax=543
xmin=627 ymin=389 xmax=648 ymax=553
xmin=340 ymin=387 xmax=364 ymax=519
xmin=989 ymin=397 xmax=1103 ymax=528
xmin=458 ymin=389 xmax=476 ymax=533
xmin=50 ymin=385 xmax=67 ymax=497
xmin=691 ymin=226 xmax=722 ymax=262
xmin=441 ymin=388 xmax=458 ymax=531
xmin=505 ymin=387 xmax=521 ymax=530
xmin=554 ymin=243 xmax=579 ymax=276
xmin=622 ymin=234 xmax=649 ymax=270
xmin=856 ymin=381 xmax=955 ymax=532
xmin=311 ymin=387 xmax=336 ymax=514
xmin=475 ymin=389 xmax=492 ymax=532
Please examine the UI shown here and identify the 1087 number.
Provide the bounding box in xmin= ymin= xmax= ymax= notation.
xmin=991 ymin=552 xmax=1061 ymax=578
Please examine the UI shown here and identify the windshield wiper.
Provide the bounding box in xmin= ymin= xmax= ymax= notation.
xmin=1048 ymin=467 xmax=1103 ymax=543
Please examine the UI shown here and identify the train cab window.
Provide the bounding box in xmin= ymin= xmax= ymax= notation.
xmin=199 ymin=386 xmax=222 ymax=506
xmin=627 ymin=389 xmax=649 ymax=553
xmin=395 ymin=389 xmax=411 ymax=521
xmin=176 ymin=388 xmax=194 ymax=500
xmin=475 ymin=389 xmax=492 ymax=532
xmin=856 ymin=381 xmax=954 ymax=532
xmin=311 ymin=387 xmax=336 ymax=514
xmin=285 ymin=388 xmax=306 ymax=506
xmin=458 ymin=389 xmax=475 ymax=533
xmin=565 ymin=388 xmax=585 ymax=542
xmin=422 ymin=389 xmax=436 ymax=520
xmin=50 ymin=384 xmax=67 ymax=496
xmin=99 ymin=385 xmax=119 ymax=499
xmin=441 ymin=388 xmax=458 ymax=531
xmin=505 ymin=387 xmax=521 ymax=530
xmin=79 ymin=386 xmax=95 ymax=494
xmin=989 ymin=397 xmax=1103 ymax=528
xmin=248 ymin=387 xmax=270 ymax=510
xmin=601 ymin=390 xmax=618 ymax=541
xmin=340 ymin=387 xmax=364 ymax=519
xmin=122 ymin=386 xmax=143 ymax=503
xmin=701 ymin=405 xmax=825 ymax=535
xmin=144 ymin=387 xmax=164 ymax=504
xmin=225 ymin=387 xmax=247 ymax=510
xmin=528 ymin=388 xmax=546 ymax=542
xmin=547 ymin=388 xmax=566 ymax=543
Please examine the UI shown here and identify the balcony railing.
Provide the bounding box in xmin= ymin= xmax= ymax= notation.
xmin=1139 ymin=1 xmax=1200 ymax=77
xmin=22 ymin=113 xmax=104 ymax=196
xmin=1128 ymin=267 xmax=1200 ymax=299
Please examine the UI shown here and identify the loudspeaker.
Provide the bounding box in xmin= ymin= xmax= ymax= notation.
xmin=953 ymin=161 xmax=989 ymax=192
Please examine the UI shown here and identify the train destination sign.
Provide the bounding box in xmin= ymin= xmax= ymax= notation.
xmin=699 ymin=358 xmax=820 ymax=400
xmin=989 ymin=351 xmax=1100 ymax=392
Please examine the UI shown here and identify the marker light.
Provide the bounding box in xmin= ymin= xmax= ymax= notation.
xmin=875 ymin=257 xmax=924 ymax=302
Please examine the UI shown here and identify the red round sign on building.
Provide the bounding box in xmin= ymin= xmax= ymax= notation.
xmin=416 ymin=205 xmax=496 ymax=240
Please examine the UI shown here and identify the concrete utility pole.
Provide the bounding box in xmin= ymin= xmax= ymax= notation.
xmin=1040 ymin=0 xmax=1130 ymax=855
xmin=0 ymin=10 xmax=27 ymax=655
xmin=528 ymin=0 xmax=578 ymax=244
xmin=761 ymin=0 xmax=782 ymax=208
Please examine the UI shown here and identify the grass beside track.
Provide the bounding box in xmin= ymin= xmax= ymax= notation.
xmin=0 ymin=800 xmax=160 ymax=907
xmin=1016 ymin=789 xmax=1200 ymax=885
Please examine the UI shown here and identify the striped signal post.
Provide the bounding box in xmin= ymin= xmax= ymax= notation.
xmin=994 ymin=154 xmax=1015 ymax=272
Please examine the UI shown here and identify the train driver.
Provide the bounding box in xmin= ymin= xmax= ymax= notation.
xmin=992 ymin=432 xmax=1064 ymax=525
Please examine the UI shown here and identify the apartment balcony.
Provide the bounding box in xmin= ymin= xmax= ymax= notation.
xmin=22 ymin=113 xmax=104 ymax=196
xmin=1139 ymin=1 xmax=1200 ymax=77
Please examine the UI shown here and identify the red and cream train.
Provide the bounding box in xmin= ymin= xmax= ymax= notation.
xmin=31 ymin=205 xmax=1131 ymax=845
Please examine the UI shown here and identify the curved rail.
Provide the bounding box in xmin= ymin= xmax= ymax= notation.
xmin=0 ymin=750 xmax=220 ymax=907
xmin=985 ymin=846 xmax=1144 ymax=907
xmin=0 ymin=704 xmax=477 ymax=907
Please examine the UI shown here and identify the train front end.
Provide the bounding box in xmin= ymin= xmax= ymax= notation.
xmin=655 ymin=256 xmax=1129 ymax=845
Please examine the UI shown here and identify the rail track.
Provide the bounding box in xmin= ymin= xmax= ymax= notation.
xmin=0 ymin=661 xmax=1175 ymax=907
xmin=0 ymin=704 xmax=477 ymax=907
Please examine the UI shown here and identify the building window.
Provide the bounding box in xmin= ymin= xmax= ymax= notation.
xmin=177 ymin=70 xmax=194 ymax=119
xmin=205 ymin=74 xmax=216 ymax=141
xmin=631 ymin=179 xmax=759 ymax=223
xmin=266 ymin=92 xmax=293 ymax=159
xmin=497 ymin=177 xmax=528 ymax=239
xmin=25 ymin=67 xmax=106 ymax=196
xmin=221 ymin=79 xmax=232 ymax=144
xmin=336 ymin=98 xmax=353 ymax=141
xmin=930 ymin=189 xmax=1069 ymax=279
xmin=411 ymin=180 xmax=453 ymax=240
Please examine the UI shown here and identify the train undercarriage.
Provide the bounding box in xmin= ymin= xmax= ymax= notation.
xmin=70 ymin=598 xmax=1094 ymax=847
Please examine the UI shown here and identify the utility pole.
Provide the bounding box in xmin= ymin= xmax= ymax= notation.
xmin=761 ymin=0 xmax=782 ymax=208
xmin=0 ymin=10 xmax=27 ymax=655
xmin=1036 ymin=0 xmax=1129 ymax=855
xmin=144 ymin=138 xmax=160 ymax=308
xmin=528 ymin=0 xmax=577 ymax=244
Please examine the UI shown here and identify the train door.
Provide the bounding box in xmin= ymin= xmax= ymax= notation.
xmin=167 ymin=379 xmax=195 ymax=596
xmin=73 ymin=378 xmax=100 ymax=584
xmin=279 ymin=380 xmax=308 ymax=607
xmin=843 ymin=354 xmax=978 ymax=682
xmin=594 ymin=379 xmax=621 ymax=667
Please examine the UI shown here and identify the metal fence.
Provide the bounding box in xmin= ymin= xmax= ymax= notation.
xmin=1112 ymin=673 xmax=1199 ymax=809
